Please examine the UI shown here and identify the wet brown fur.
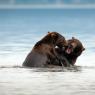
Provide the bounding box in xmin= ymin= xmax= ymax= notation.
xmin=23 ymin=32 xmax=67 ymax=67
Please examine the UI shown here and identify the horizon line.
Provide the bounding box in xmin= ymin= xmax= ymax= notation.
xmin=0 ymin=4 xmax=95 ymax=9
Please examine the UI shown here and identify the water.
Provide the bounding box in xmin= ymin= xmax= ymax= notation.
xmin=0 ymin=9 xmax=95 ymax=95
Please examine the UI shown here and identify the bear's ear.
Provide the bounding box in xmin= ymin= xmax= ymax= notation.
xmin=72 ymin=37 xmax=75 ymax=40
xmin=82 ymin=48 xmax=85 ymax=51
xmin=47 ymin=32 xmax=56 ymax=37
xmin=48 ymin=31 xmax=51 ymax=34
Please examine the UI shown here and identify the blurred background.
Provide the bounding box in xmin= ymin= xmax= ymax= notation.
xmin=0 ymin=0 xmax=95 ymax=5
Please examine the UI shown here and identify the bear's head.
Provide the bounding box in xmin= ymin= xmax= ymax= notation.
xmin=65 ymin=37 xmax=85 ymax=57
xmin=47 ymin=32 xmax=67 ymax=47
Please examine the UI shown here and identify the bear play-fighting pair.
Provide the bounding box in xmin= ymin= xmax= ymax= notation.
xmin=23 ymin=32 xmax=85 ymax=68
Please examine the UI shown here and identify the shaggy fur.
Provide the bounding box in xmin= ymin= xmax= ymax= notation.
xmin=23 ymin=32 xmax=67 ymax=67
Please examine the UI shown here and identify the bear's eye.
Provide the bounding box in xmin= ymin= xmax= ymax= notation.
xmin=68 ymin=44 xmax=73 ymax=49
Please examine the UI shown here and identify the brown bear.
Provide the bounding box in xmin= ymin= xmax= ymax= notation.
xmin=55 ymin=37 xmax=85 ymax=67
xmin=22 ymin=32 xmax=67 ymax=67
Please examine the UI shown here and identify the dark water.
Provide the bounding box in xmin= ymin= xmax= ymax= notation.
xmin=0 ymin=9 xmax=95 ymax=95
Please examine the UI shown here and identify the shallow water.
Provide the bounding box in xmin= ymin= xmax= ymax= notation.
xmin=0 ymin=8 xmax=95 ymax=95
xmin=0 ymin=66 xmax=95 ymax=95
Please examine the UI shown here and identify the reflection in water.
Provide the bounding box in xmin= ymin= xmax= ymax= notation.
xmin=0 ymin=65 xmax=82 ymax=72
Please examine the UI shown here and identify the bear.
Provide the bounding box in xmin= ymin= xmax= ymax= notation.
xmin=54 ymin=37 xmax=85 ymax=67
xmin=22 ymin=32 xmax=67 ymax=67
